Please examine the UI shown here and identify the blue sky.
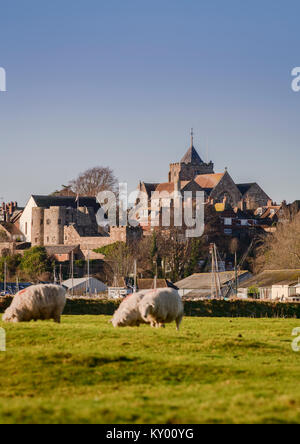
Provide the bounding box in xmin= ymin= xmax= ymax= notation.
xmin=0 ymin=0 xmax=299 ymax=206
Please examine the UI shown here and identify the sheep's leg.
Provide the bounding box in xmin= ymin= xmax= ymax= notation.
xmin=53 ymin=309 xmax=61 ymax=324
xmin=176 ymin=315 xmax=183 ymax=331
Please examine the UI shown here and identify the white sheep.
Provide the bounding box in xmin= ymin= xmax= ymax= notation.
xmin=139 ymin=288 xmax=184 ymax=331
xmin=111 ymin=291 xmax=148 ymax=327
xmin=111 ymin=288 xmax=184 ymax=330
xmin=2 ymin=284 xmax=66 ymax=323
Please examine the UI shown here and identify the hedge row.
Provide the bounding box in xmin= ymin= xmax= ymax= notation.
xmin=183 ymin=299 xmax=300 ymax=318
xmin=1 ymin=296 xmax=300 ymax=318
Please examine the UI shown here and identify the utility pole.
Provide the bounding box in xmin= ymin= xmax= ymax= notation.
xmin=210 ymin=243 xmax=221 ymax=299
xmin=71 ymin=251 xmax=74 ymax=297
xmin=53 ymin=264 xmax=56 ymax=284
xmin=59 ymin=264 xmax=62 ymax=286
xmin=215 ymin=244 xmax=222 ymax=299
xmin=86 ymin=250 xmax=90 ymax=296
xmin=134 ymin=259 xmax=137 ymax=293
xmin=235 ymin=252 xmax=238 ymax=298
xmin=4 ymin=260 xmax=7 ymax=294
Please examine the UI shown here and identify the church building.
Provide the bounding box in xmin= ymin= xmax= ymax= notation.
xmin=138 ymin=131 xmax=272 ymax=219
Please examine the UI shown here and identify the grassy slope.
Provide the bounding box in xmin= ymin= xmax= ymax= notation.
xmin=0 ymin=316 xmax=300 ymax=424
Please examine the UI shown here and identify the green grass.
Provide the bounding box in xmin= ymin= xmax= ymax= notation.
xmin=0 ymin=316 xmax=300 ymax=424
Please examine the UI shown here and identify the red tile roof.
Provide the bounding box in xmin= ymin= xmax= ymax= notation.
xmin=194 ymin=173 xmax=224 ymax=189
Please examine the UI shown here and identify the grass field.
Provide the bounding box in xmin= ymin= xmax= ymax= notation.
xmin=0 ymin=315 xmax=300 ymax=424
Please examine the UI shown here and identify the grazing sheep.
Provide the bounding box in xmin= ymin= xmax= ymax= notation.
xmin=2 ymin=284 xmax=66 ymax=324
xmin=139 ymin=288 xmax=184 ymax=331
xmin=111 ymin=288 xmax=184 ymax=330
xmin=111 ymin=291 xmax=148 ymax=327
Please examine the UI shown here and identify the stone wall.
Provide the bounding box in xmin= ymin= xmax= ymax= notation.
xmin=242 ymin=184 xmax=271 ymax=210
xmin=169 ymin=161 xmax=214 ymax=182
xmin=31 ymin=207 xmax=45 ymax=246
xmin=210 ymin=171 xmax=242 ymax=207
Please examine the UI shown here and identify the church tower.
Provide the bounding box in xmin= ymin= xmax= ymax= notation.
xmin=169 ymin=130 xmax=214 ymax=182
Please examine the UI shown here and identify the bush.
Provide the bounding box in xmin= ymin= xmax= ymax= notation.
xmin=2 ymin=297 xmax=300 ymax=319
xmin=20 ymin=247 xmax=51 ymax=279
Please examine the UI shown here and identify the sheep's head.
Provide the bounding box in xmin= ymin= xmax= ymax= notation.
xmin=140 ymin=303 xmax=155 ymax=322
xmin=111 ymin=308 xmax=140 ymax=327
xmin=2 ymin=307 xmax=19 ymax=323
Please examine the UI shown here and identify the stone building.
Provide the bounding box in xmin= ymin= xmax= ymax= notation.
xmin=20 ymin=195 xmax=141 ymax=259
xmin=137 ymin=132 xmax=272 ymax=231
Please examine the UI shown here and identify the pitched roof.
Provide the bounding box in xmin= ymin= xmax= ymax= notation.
xmin=32 ymin=195 xmax=100 ymax=212
xmin=150 ymin=182 xmax=193 ymax=195
xmin=45 ymin=245 xmax=79 ymax=255
xmin=155 ymin=183 xmax=175 ymax=193
xmin=237 ymin=183 xmax=256 ymax=195
xmin=239 ymin=270 xmax=300 ymax=288
xmin=194 ymin=173 xmax=224 ymax=189
xmin=181 ymin=146 xmax=204 ymax=165
xmin=141 ymin=183 xmax=160 ymax=198
xmin=0 ymin=222 xmax=24 ymax=237
xmin=62 ymin=277 xmax=107 ymax=291
xmin=175 ymin=271 xmax=251 ymax=290
xmin=137 ymin=279 xmax=178 ymax=290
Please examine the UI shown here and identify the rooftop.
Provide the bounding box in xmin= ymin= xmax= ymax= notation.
xmin=181 ymin=145 xmax=204 ymax=165
xmin=194 ymin=173 xmax=224 ymax=190
xmin=239 ymin=270 xmax=300 ymax=288
xmin=176 ymin=271 xmax=251 ymax=290
xmin=32 ymin=195 xmax=100 ymax=212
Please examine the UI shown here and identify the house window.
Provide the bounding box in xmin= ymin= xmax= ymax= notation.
xmin=46 ymin=219 xmax=51 ymax=225
xmin=224 ymin=218 xmax=232 ymax=226
xmin=241 ymin=220 xmax=248 ymax=226
xmin=224 ymin=229 xmax=232 ymax=235
xmin=58 ymin=219 xmax=62 ymax=225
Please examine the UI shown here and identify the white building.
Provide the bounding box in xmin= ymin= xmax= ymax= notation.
xmin=271 ymin=283 xmax=297 ymax=301
xmin=239 ymin=270 xmax=300 ymax=300
xmin=20 ymin=196 xmax=37 ymax=242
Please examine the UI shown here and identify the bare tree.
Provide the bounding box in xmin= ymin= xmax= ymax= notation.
xmin=255 ymin=214 xmax=300 ymax=271
xmin=95 ymin=242 xmax=134 ymax=282
xmin=69 ymin=167 xmax=118 ymax=197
